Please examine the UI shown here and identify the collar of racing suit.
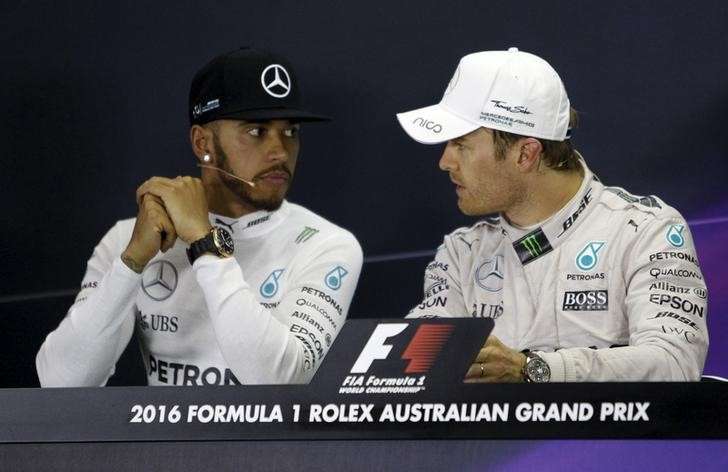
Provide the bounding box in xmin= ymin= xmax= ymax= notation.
xmin=208 ymin=200 xmax=290 ymax=240
xmin=499 ymin=160 xmax=603 ymax=265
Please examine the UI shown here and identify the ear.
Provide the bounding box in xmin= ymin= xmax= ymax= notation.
xmin=515 ymin=138 xmax=543 ymax=173
xmin=190 ymin=124 xmax=213 ymax=163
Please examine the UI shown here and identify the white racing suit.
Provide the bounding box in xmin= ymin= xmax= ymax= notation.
xmin=37 ymin=201 xmax=363 ymax=386
xmin=408 ymin=163 xmax=708 ymax=381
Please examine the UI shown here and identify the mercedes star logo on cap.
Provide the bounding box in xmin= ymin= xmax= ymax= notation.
xmin=261 ymin=64 xmax=291 ymax=98
xmin=141 ymin=260 xmax=178 ymax=301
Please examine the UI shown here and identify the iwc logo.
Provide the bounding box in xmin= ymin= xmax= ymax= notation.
xmin=475 ymin=255 xmax=504 ymax=292
xmin=261 ymin=64 xmax=291 ymax=98
xmin=141 ymin=261 xmax=178 ymax=301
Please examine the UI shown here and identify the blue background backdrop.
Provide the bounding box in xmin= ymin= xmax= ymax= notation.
xmin=1 ymin=0 xmax=726 ymax=387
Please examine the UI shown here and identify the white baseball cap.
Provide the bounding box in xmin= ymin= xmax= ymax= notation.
xmin=396 ymin=47 xmax=570 ymax=144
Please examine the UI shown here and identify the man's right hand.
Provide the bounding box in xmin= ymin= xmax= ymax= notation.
xmin=121 ymin=194 xmax=178 ymax=273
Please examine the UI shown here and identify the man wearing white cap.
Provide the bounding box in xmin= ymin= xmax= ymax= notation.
xmin=397 ymin=48 xmax=708 ymax=382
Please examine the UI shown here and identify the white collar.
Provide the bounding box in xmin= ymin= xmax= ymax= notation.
xmin=209 ymin=200 xmax=290 ymax=240
xmin=498 ymin=161 xmax=602 ymax=264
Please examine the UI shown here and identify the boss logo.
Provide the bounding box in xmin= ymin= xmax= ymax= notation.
xmin=412 ymin=117 xmax=442 ymax=133
xmin=562 ymin=290 xmax=608 ymax=311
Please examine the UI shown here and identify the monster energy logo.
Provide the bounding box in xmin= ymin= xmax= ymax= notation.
xmin=295 ymin=226 xmax=319 ymax=244
xmin=513 ymin=228 xmax=552 ymax=265
xmin=521 ymin=235 xmax=543 ymax=257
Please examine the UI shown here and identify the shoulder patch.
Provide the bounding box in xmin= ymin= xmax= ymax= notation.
xmin=604 ymin=187 xmax=662 ymax=209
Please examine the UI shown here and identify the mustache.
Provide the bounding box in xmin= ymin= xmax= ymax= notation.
xmin=253 ymin=164 xmax=292 ymax=180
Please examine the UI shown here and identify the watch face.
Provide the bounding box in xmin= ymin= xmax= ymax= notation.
xmin=526 ymin=356 xmax=551 ymax=383
xmin=213 ymin=227 xmax=235 ymax=256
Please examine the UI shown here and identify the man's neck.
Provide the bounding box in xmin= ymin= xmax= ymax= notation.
xmin=504 ymin=165 xmax=585 ymax=228
xmin=205 ymin=181 xmax=260 ymax=219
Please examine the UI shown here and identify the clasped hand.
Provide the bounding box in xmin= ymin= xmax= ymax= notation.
xmin=122 ymin=176 xmax=211 ymax=271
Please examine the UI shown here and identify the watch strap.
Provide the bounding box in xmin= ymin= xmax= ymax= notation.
xmin=186 ymin=229 xmax=217 ymax=265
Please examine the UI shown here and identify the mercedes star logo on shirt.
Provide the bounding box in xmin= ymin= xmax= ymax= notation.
xmin=475 ymin=255 xmax=504 ymax=292
xmin=261 ymin=64 xmax=291 ymax=98
xmin=141 ymin=260 xmax=178 ymax=301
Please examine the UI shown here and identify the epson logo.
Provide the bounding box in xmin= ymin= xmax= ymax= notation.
xmin=562 ymin=290 xmax=608 ymax=311
xmin=412 ymin=117 xmax=443 ymax=133
xmin=350 ymin=323 xmax=454 ymax=374
xmin=648 ymin=294 xmax=704 ymax=318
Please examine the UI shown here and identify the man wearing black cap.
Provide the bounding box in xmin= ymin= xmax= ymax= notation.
xmin=36 ymin=48 xmax=363 ymax=386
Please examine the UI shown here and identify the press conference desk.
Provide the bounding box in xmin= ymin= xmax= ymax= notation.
xmin=3 ymin=319 xmax=726 ymax=470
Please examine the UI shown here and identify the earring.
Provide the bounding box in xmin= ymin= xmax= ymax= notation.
xmin=203 ymin=154 xmax=211 ymax=162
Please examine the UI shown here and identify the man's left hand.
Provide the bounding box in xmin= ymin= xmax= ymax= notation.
xmin=464 ymin=335 xmax=527 ymax=383
xmin=136 ymin=176 xmax=211 ymax=243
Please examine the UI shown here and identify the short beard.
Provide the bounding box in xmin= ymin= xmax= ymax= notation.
xmin=212 ymin=133 xmax=288 ymax=212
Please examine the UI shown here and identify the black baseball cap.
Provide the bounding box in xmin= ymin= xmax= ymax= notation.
xmin=189 ymin=47 xmax=330 ymax=125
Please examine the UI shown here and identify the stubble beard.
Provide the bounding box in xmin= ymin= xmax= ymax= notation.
xmin=213 ymin=134 xmax=290 ymax=212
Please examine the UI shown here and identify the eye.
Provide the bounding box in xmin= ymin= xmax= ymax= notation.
xmin=247 ymin=127 xmax=264 ymax=137
xmin=283 ymin=126 xmax=300 ymax=138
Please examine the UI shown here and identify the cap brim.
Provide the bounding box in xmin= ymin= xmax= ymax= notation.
xmin=217 ymin=108 xmax=331 ymax=123
xmin=396 ymin=104 xmax=479 ymax=144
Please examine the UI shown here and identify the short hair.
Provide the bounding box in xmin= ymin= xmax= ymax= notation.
xmin=492 ymin=107 xmax=580 ymax=171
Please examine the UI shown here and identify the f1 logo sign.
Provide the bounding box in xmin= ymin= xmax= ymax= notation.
xmin=351 ymin=324 xmax=407 ymax=373
xmin=350 ymin=323 xmax=454 ymax=374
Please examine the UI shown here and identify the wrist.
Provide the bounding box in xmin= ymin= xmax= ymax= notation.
xmin=120 ymin=250 xmax=148 ymax=274
xmin=518 ymin=353 xmax=528 ymax=382
xmin=188 ymin=225 xmax=213 ymax=244
xmin=186 ymin=226 xmax=234 ymax=265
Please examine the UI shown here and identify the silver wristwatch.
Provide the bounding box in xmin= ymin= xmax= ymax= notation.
xmin=523 ymin=352 xmax=551 ymax=383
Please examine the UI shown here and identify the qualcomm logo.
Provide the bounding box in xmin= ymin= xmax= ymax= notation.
xmin=325 ymin=266 xmax=348 ymax=290
xmin=141 ymin=261 xmax=178 ymax=301
xmin=666 ymin=224 xmax=685 ymax=248
xmin=260 ymin=269 xmax=284 ymax=298
xmin=261 ymin=64 xmax=291 ymax=98
xmin=576 ymin=241 xmax=605 ymax=271
xmin=475 ymin=255 xmax=504 ymax=292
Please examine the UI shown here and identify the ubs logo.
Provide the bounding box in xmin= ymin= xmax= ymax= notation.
xmin=141 ymin=261 xmax=178 ymax=301
xmin=475 ymin=255 xmax=504 ymax=292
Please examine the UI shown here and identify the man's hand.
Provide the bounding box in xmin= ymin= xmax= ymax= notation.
xmin=121 ymin=194 xmax=178 ymax=273
xmin=464 ymin=335 xmax=527 ymax=383
xmin=136 ymin=176 xmax=212 ymax=243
